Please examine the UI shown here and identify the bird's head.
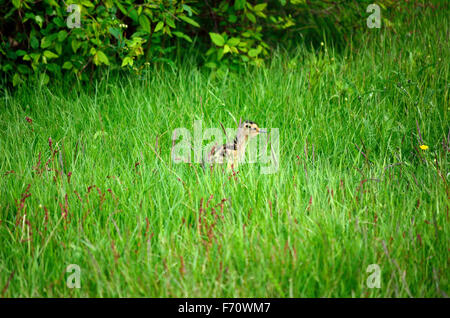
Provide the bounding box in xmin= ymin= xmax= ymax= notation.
xmin=238 ymin=120 xmax=267 ymax=138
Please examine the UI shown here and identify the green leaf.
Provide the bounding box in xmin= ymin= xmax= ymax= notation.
xmin=228 ymin=15 xmax=237 ymax=23
xmin=209 ymin=32 xmax=225 ymax=47
xmin=223 ymin=44 xmax=231 ymax=54
xmin=57 ymin=30 xmax=68 ymax=42
xmin=116 ymin=2 xmax=127 ymax=15
xmin=238 ymin=40 xmax=248 ymax=47
xmin=35 ymin=15 xmax=43 ymax=28
xmin=128 ymin=7 xmax=138 ymax=22
xmin=256 ymin=45 xmax=262 ymax=54
xmin=227 ymin=37 xmax=240 ymax=46
xmin=30 ymin=36 xmax=39 ymax=49
xmin=173 ymin=31 xmax=193 ymax=43
xmin=254 ymin=3 xmax=267 ymax=11
xmin=71 ymin=39 xmax=81 ymax=53
xmin=234 ymin=0 xmax=246 ymax=10
xmin=18 ymin=64 xmax=31 ymax=74
xmin=46 ymin=0 xmax=59 ymax=7
xmin=182 ymin=4 xmax=193 ymax=16
xmin=47 ymin=63 xmax=60 ymax=74
xmin=94 ymin=51 xmax=109 ymax=65
xmin=204 ymin=62 xmax=217 ymax=69
xmin=81 ymin=0 xmax=94 ymax=7
xmin=13 ymin=73 xmax=21 ymax=87
xmin=179 ymin=15 xmax=200 ymax=28
xmin=62 ymin=61 xmax=73 ymax=70
xmin=121 ymin=56 xmax=133 ymax=67
xmin=166 ymin=18 xmax=176 ymax=29
xmin=108 ymin=27 xmax=121 ymax=40
xmin=41 ymin=36 xmax=53 ymax=49
xmin=139 ymin=15 xmax=151 ymax=33
xmin=12 ymin=0 xmax=20 ymax=9
xmin=246 ymin=12 xmax=256 ymax=23
xmin=6 ymin=50 xmax=17 ymax=60
xmin=30 ymin=53 xmax=40 ymax=63
xmin=217 ymin=48 xmax=224 ymax=61
xmin=248 ymin=48 xmax=259 ymax=57
xmin=163 ymin=25 xmax=171 ymax=36
xmin=15 ymin=50 xmax=27 ymax=57
xmin=55 ymin=43 xmax=62 ymax=55
xmin=3 ymin=63 xmax=13 ymax=72
xmin=52 ymin=16 xmax=65 ymax=27
xmin=96 ymin=51 xmax=110 ymax=65
xmin=43 ymin=50 xmax=59 ymax=59
xmin=154 ymin=21 xmax=164 ymax=32
xmin=41 ymin=73 xmax=50 ymax=85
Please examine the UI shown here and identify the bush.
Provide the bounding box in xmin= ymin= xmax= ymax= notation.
xmin=0 ymin=0 xmax=400 ymax=87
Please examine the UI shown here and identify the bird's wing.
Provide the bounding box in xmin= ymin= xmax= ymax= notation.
xmin=210 ymin=143 xmax=235 ymax=163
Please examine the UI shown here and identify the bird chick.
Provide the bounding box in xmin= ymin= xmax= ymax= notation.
xmin=209 ymin=120 xmax=266 ymax=171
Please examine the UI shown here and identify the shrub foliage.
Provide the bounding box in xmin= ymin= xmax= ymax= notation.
xmin=1 ymin=0 xmax=395 ymax=86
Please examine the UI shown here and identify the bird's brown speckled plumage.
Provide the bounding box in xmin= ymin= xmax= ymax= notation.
xmin=209 ymin=120 xmax=265 ymax=170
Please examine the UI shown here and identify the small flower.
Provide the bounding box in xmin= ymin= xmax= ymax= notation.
xmin=419 ymin=145 xmax=429 ymax=150
xmin=320 ymin=42 xmax=324 ymax=46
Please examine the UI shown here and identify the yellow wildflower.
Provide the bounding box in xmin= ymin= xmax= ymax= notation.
xmin=419 ymin=145 xmax=429 ymax=150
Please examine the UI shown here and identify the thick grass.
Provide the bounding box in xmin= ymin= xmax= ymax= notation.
xmin=0 ymin=6 xmax=448 ymax=297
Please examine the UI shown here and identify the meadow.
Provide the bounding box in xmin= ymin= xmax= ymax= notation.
xmin=0 ymin=6 xmax=448 ymax=297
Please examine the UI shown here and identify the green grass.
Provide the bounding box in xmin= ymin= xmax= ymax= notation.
xmin=0 ymin=6 xmax=448 ymax=297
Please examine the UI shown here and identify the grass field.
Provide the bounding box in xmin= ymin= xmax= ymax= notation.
xmin=0 ymin=6 xmax=448 ymax=297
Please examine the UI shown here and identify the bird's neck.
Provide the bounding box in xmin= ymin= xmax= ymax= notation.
xmin=234 ymin=134 xmax=249 ymax=153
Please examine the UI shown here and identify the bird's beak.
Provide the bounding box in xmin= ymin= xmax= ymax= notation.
xmin=259 ymin=129 xmax=267 ymax=133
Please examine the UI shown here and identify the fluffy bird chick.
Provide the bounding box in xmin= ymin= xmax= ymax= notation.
xmin=210 ymin=120 xmax=266 ymax=171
